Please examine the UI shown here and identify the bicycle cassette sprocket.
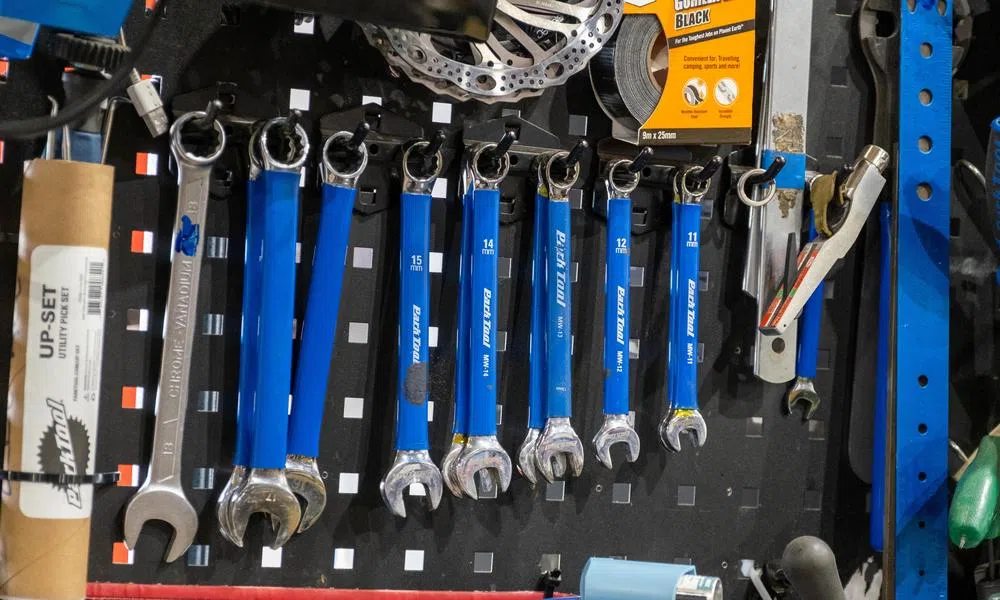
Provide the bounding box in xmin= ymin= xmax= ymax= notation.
xmin=362 ymin=0 xmax=624 ymax=104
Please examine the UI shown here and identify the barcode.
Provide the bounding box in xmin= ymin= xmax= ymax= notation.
xmin=86 ymin=261 xmax=105 ymax=316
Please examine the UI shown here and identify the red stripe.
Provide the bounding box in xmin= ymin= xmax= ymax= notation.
xmin=87 ymin=584 xmax=572 ymax=599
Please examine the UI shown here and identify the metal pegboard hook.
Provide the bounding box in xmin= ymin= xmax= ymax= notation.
xmin=689 ymin=155 xmax=723 ymax=183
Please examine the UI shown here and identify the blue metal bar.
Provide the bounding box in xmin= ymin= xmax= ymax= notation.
xmin=603 ymin=196 xmax=631 ymax=416
xmin=871 ymin=201 xmax=891 ymax=551
xmin=530 ymin=193 xmax=548 ymax=429
xmin=469 ymin=187 xmax=500 ymax=436
xmin=453 ymin=183 xmax=474 ymax=441
xmin=546 ymin=196 xmax=572 ymax=418
xmin=894 ymin=0 xmax=950 ymax=595
xmin=795 ymin=219 xmax=824 ymax=381
xmin=673 ymin=201 xmax=701 ymax=410
xmin=234 ymin=176 xmax=264 ymax=467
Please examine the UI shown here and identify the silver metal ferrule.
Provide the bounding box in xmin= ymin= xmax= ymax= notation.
xmin=321 ymin=131 xmax=369 ymax=188
xmin=470 ymin=142 xmax=511 ymax=191
xmin=402 ymin=141 xmax=443 ymax=194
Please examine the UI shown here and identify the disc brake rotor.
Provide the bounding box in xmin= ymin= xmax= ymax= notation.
xmin=362 ymin=0 xmax=624 ymax=103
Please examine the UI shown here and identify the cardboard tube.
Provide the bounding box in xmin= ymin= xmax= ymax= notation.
xmin=0 ymin=159 xmax=114 ymax=600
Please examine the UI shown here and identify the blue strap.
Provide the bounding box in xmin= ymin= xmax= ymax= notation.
xmin=545 ymin=197 xmax=573 ymax=419
xmin=795 ymin=218 xmax=824 ymax=380
xmin=234 ymin=176 xmax=264 ymax=466
xmin=529 ymin=193 xmax=548 ymax=429
xmin=396 ymin=192 xmax=432 ymax=450
xmin=250 ymin=170 xmax=300 ymax=469
xmin=469 ymin=187 xmax=500 ymax=437
xmin=453 ymin=183 xmax=474 ymax=438
xmin=673 ymin=202 xmax=701 ymax=411
xmin=603 ymin=196 xmax=631 ymax=416
xmin=287 ymin=183 xmax=356 ymax=457
xmin=762 ymin=149 xmax=807 ymax=190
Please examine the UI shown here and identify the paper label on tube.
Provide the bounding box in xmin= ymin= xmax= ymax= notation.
xmin=19 ymin=245 xmax=107 ymax=519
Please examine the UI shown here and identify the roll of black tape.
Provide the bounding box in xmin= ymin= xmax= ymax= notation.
xmin=589 ymin=15 xmax=666 ymax=131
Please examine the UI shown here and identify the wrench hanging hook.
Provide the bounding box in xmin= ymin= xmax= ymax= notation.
xmin=737 ymin=154 xmax=785 ymax=207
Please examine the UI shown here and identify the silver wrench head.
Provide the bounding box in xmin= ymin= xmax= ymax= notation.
xmin=216 ymin=465 xmax=247 ymax=546
xmin=534 ymin=417 xmax=585 ymax=483
xmin=658 ymin=409 xmax=708 ymax=452
xmin=787 ymin=376 xmax=821 ymax=421
xmin=517 ymin=428 xmax=541 ymax=486
xmin=229 ymin=468 xmax=302 ymax=549
xmin=380 ymin=450 xmax=444 ymax=518
xmin=285 ymin=455 xmax=327 ymax=533
xmin=123 ymin=482 xmax=199 ymax=563
xmin=454 ymin=436 xmax=513 ymax=499
xmin=441 ymin=438 xmax=466 ymax=498
xmin=592 ymin=413 xmax=640 ymax=470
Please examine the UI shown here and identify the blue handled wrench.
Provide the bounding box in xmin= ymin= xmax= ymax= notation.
xmin=285 ymin=129 xmax=369 ymax=531
xmin=787 ymin=212 xmax=824 ymax=420
xmin=455 ymin=139 xmax=515 ymax=499
xmin=658 ymin=166 xmax=710 ymax=452
xmin=534 ymin=151 xmax=586 ymax=483
xmin=380 ymin=139 xmax=445 ymax=517
xmin=592 ymin=158 xmax=643 ymax=469
xmin=229 ymin=116 xmax=309 ymax=547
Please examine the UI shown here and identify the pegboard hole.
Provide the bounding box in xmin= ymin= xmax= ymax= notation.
xmin=919 ymin=520 xmax=926 ymax=529
xmin=771 ymin=337 xmax=786 ymax=354
xmin=920 ymin=42 xmax=933 ymax=57
xmin=918 ymin=374 xmax=928 ymax=387
xmin=642 ymin=167 xmax=652 ymax=178
xmin=918 ymin=423 xmax=928 ymax=434
xmin=368 ymin=143 xmax=380 ymax=156
xmin=509 ymin=154 xmax=520 ymax=167
xmin=918 ymin=471 xmax=927 ymax=481
xmin=919 ymin=569 xmax=926 ymax=576
xmin=919 ymin=89 xmax=933 ymax=105
xmin=918 ymin=136 xmax=932 ymax=153
xmin=937 ymin=0 xmax=947 ymax=15
xmin=916 ymin=183 xmax=932 ymax=201
xmin=906 ymin=0 xmax=915 ymax=12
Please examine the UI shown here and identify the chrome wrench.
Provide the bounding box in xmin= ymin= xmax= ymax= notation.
xmin=455 ymin=139 xmax=514 ymax=499
xmin=230 ymin=116 xmax=309 ymax=547
xmin=592 ymin=157 xmax=642 ymax=469
xmin=380 ymin=139 xmax=445 ymax=517
xmin=659 ymin=167 xmax=710 ymax=452
xmin=534 ymin=151 xmax=585 ymax=482
xmin=285 ymin=129 xmax=369 ymax=531
xmin=124 ymin=105 xmax=226 ymax=563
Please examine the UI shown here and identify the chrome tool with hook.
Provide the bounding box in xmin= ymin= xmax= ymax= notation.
xmin=533 ymin=149 xmax=586 ymax=483
xmin=229 ymin=114 xmax=310 ymax=547
xmin=124 ymin=102 xmax=227 ymax=562
xmin=591 ymin=147 xmax=649 ymax=470
xmin=285 ymin=124 xmax=370 ymax=531
xmin=454 ymin=133 xmax=515 ymax=499
xmin=659 ymin=159 xmax=719 ymax=452
xmin=380 ymin=133 xmax=445 ymax=517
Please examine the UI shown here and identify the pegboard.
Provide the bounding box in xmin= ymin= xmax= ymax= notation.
xmin=0 ymin=0 xmax=884 ymax=595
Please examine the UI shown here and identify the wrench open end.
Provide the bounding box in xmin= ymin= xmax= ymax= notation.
xmin=787 ymin=376 xmax=820 ymax=421
xmin=454 ymin=436 xmax=513 ymax=499
xmin=441 ymin=437 xmax=466 ymax=498
xmin=380 ymin=450 xmax=444 ymax=518
xmin=229 ymin=468 xmax=302 ymax=549
xmin=285 ymin=455 xmax=328 ymax=532
xmin=592 ymin=414 xmax=641 ymax=470
xmin=517 ymin=428 xmax=541 ymax=486
xmin=123 ymin=484 xmax=199 ymax=563
xmin=216 ymin=466 xmax=248 ymax=546
xmin=658 ymin=409 xmax=708 ymax=453
xmin=534 ymin=418 xmax=585 ymax=483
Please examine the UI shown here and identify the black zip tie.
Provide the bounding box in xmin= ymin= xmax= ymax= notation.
xmin=0 ymin=470 xmax=120 ymax=486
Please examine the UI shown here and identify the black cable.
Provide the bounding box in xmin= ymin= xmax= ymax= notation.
xmin=0 ymin=0 xmax=168 ymax=139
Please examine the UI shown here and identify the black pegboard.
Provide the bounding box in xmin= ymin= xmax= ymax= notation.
xmin=0 ymin=1 xmax=886 ymax=595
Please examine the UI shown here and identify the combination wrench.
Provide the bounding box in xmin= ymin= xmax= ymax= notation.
xmin=454 ymin=139 xmax=514 ymax=499
xmin=217 ymin=124 xmax=265 ymax=546
xmin=786 ymin=214 xmax=823 ymax=420
xmin=124 ymin=104 xmax=226 ymax=563
xmin=592 ymin=156 xmax=644 ymax=470
xmin=230 ymin=116 xmax=310 ymax=547
xmin=380 ymin=138 xmax=445 ymax=517
xmin=659 ymin=167 xmax=711 ymax=452
xmin=285 ymin=128 xmax=369 ymax=531
xmin=534 ymin=150 xmax=585 ymax=483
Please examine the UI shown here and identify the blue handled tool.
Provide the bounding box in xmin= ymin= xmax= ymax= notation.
xmin=659 ymin=166 xmax=710 ymax=452
xmin=455 ymin=139 xmax=514 ymax=499
xmin=592 ymin=157 xmax=642 ymax=470
xmin=229 ymin=116 xmax=308 ymax=548
xmin=870 ymin=200 xmax=891 ymax=551
xmin=787 ymin=215 xmax=824 ymax=420
xmin=534 ymin=150 xmax=586 ymax=483
xmin=380 ymin=138 xmax=445 ymax=517
xmin=285 ymin=129 xmax=369 ymax=532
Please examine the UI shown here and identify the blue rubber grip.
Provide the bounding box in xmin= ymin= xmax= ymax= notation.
xmin=989 ymin=118 xmax=1000 ymax=285
xmin=250 ymin=170 xmax=300 ymax=469
xmin=870 ymin=201 xmax=892 ymax=551
xmin=546 ymin=197 xmax=573 ymax=419
xmin=795 ymin=219 xmax=824 ymax=380
xmin=603 ymin=196 xmax=631 ymax=416
xmin=469 ymin=187 xmax=500 ymax=437
xmin=396 ymin=192 xmax=432 ymax=451
xmin=667 ymin=201 xmax=680 ymax=409
xmin=453 ymin=183 xmax=474 ymax=438
xmin=234 ymin=176 xmax=264 ymax=466
xmin=528 ymin=193 xmax=548 ymax=429
xmin=674 ymin=201 xmax=701 ymax=411
xmin=287 ymin=183 xmax=356 ymax=457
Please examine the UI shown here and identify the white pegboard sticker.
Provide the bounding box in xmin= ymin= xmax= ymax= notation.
xmin=431 ymin=102 xmax=452 ymax=124
xmin=404 ymin=550 xmax=425 ymax=571
xmin=261 ymin=546 xmax=283 ymax=568
xmin=361 ymin=95 xmax=383 ymax=106
xmin=289 ymin=88 xmax=311 ymax=111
